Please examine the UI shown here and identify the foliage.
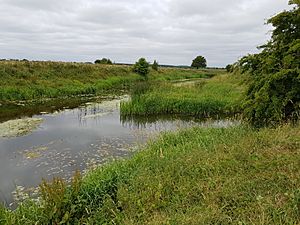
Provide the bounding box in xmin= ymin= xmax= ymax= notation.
xmin=133 ymin=58 xmax=150 ymax=78
xmin=152 ymin=60 xmax=159 ymax=71
xmin=94 ymin=58 xmax=112 ymax=64
xmin=239 ymin=1 xmax=300 ymax=127
xmin=37 ymin=171 xmax=82 ymax=224
xmin=2 ymin=124 xmax=300 ymax=224
xmin=191 ymin=55 xmax=207 ymax=69
xmin=226 ymin=64 xmax=234 ymax=73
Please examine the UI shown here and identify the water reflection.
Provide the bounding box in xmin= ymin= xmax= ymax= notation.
xmin=0 ymin=95 xmax=239 ymax=207
xmin=121 ymin=114 xmax=240 ymax=129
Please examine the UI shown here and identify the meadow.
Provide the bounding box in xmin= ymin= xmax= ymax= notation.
xmin=0 ymin=61 xmax=215 ymax=103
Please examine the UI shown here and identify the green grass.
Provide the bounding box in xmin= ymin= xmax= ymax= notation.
xmin=121 ymin=74 xmax=245 ymax=118
xmin=0 ymin=61 xmax=139 ymax=102
xmin=1 ymin=124 xmax=299 ymax=224
xmin=0 ymin=61 xmax=215 ymax=103
xmin=2 ymin=61 xmax=298 ymax=224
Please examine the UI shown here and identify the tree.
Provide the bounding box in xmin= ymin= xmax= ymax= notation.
xmin=191 ymin=56 xmax=207 ymax=69
xmin=226 ymin=64 xmax=234 ymax=73
xmin=133 ymin=58 xmax=150 ymax=78
xmin=239 ymin=0 xmax=300 ymax=127
xmin=152 ymin=60 xmax=159 ymax=71
xmin=95 ymin=58 xmax=113 ymax=65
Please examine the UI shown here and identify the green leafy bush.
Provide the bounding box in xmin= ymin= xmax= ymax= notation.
xmin=240 ymin=1 xmax=300 ymax=127
xmin=133 ymin=58 xmax=150 ymax=78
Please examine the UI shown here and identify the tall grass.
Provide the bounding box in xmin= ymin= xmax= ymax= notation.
xmin=1 ymin=124 xmax=299 ymax=224
xmin=0 ymin=61 xmax=140 ymax=102
xmin=121 ymin=74 xmax=245 ymax=118
xmin=0 ymin=61 xmax=214 ymax=102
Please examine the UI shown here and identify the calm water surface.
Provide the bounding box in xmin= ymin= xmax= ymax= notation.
xmin=0 ymin=96 xmax=238 ymax=206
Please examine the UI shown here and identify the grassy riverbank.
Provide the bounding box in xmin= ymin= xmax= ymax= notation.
xmin=0 ymin=61 xmax=216 ymax=103
xmin=121 ymin=74 xmax=245 ymax=118
xmin=1 ymin=61 xmax=299 ymax=224
xmin=1 ymin=124 xmax=299 ymax=224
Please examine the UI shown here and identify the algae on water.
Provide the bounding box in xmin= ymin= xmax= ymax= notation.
xmin=0 ymin=118 xmax=43 ymax=138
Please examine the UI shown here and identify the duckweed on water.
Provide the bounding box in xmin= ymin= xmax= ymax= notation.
xmin=0 ymin=118 xmax=43 ymax=138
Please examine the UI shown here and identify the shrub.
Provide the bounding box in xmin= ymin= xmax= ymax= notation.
xmin=152 ymin=60 xmax=159 ymax=71
xmin=95 ymin=58 xmax=113 ymax=65
xmin=133 ymin=58 xmax=150 ymax=79
xmin=239 ymin=1 xmax=300 ymax=127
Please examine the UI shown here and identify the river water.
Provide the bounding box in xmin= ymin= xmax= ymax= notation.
xmin=0 ymin=95 xmax=238 ymax=206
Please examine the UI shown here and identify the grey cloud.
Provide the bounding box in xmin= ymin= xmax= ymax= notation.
xmin=0 ymin=0 xmax=293 ymax=66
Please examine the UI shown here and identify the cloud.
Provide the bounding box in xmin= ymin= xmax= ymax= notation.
xmin=0 ymin=0 xmax=292 ymax=66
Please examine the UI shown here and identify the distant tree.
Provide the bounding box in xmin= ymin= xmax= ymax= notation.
xmin=226 ymin=64 xmax=233 ymax=73
xmin=191 ymin=56 xmax=207 ymax=69
xmin=133 ymin=58 xmax=150 ymax=78
xmin=152 ymin=60 xmax=159 ymax=71
xmin=95 ymin=58 xmax=113 ymax=65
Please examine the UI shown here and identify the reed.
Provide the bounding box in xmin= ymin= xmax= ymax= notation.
xmin=121 ymin=74 xmax=245 ymax=118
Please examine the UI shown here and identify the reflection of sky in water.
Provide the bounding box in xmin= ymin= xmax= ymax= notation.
xmin=0 ymin=96 xmax=239 ymax=206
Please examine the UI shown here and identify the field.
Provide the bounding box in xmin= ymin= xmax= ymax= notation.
xmin=0 ymin=61 xmax=216 ymax=103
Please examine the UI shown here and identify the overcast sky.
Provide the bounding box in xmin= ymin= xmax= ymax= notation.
xmin=0 ymin=0 xmax=292 ymax=67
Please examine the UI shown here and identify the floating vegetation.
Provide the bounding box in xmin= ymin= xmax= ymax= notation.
xmin=0 ymin=117 xmax=43 ymax=138
xmin=23 ymin=146 xmax=48 ymax=159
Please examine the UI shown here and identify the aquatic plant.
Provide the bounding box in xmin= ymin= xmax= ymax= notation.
xmin=1 ymin=124 xmax=299 ymax=224
xmin=121 ymin=74 xmax=244 ymax=118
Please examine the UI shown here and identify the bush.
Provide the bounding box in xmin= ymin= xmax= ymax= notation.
xmin=133 ymin=58 xmax=149 ymax=78
xmin=152 ymin=60 xmax=159 ymax=71
xmin=239 ymin=1 xmax=300 ymax=127
xmin=95 ymin=58 xmax=112 ymax=65
xmin=226 ymin=64 xmax=234 ymax=73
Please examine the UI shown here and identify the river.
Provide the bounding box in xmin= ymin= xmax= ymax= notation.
xmin=0 ymin=95 xmax=238 ymax=207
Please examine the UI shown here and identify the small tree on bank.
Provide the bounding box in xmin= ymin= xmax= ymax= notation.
xmin=133 ymin=58 xmax=150 ymax=79
xmin=191 ymin=56 xmax=207 ymax=69
xmin=152 ymin=60 xmax=159 ymax=71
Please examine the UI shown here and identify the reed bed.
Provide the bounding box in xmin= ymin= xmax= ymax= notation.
xmin=121 ymin=74 xmax=245 ymax=118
